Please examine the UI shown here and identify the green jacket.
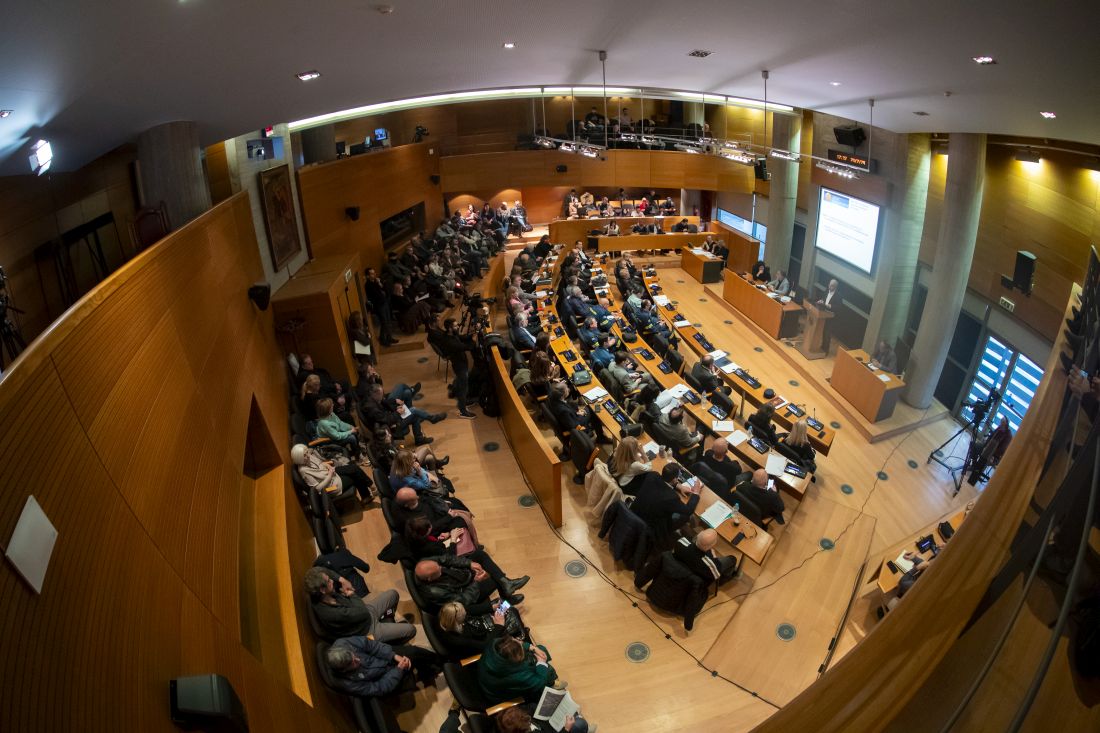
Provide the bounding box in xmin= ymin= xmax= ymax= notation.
xmin=477 ymin=627 xmax=556 ymax=703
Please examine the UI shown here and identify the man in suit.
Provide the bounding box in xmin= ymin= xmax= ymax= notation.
xmin=871 ymin=340 xmax=898 ymax=374
xmin=660 ymin=196 xmax=676 ymax=215
xmin=547 ymin=381 xmax=606 ymax=443
xmin=735 ymin=469 xmax=786 ymax=525
xmin=671 ymin=218 xmax=691 ymax=233
xmin=768 ymin=269 xmax=791 ymax=296
xmin=816 ymin=279 xmax=841 ymax=352
xmin=577 ymin=317 xmax=603 ymax=350
xmin=701 ymin=438 xmax=743 ymax=489
xmin=510 ymin=313 xmax=537 ymax=350
xmin=609 ymin=352 xmax=655 ymax=394
xmin=674 ymin=529 xmax=739 ymax=584
xmin=690 ymin=355 xmax=732 ymax=396
xmin=590 ymin=334 xmax=616 ymax=372
xmin=659 ymin=407 xmax=703 ymax=453
xmin=413 ymin=556 xmax=526 ymax=613
xmin=630 ymin=463 xmax=700 ymax=538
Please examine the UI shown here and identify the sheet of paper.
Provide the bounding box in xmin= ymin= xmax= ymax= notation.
xmin=642 ymin=441 xmax=661 ymax=459
xmin=877 ymin=374 xmax=892 ymax=382
xmin=534 ymin=290 xmax=548 ymax=298
xmin=766 ymin=292 xmax=780 ymax=299
xmin=668 ymin=384 xmax=690 ymax=398
xmin=582 ymin=386 xmax=608 ymax=401
xmin=548 ymin=691 xmax=580 ymax=731
xmin=712 ymin=419 xmax=735 ymax=432
xmin=701 ymin=500 xmax=733 ymax=529
xmin=720 ymin=361 xmax=738 ymax=374
xmin=727 ymin=429 xmax=750 ymax=446
xmin=765 ymin=452 xmax=788 ymax=476
xmin=894 ymin=553 xmax=915 ymax=573
xmin=653 ymin=294 xmax=670 ymax=306
xmin=594 ymin=287 xmax=609 ymax=294
xmin=656 ymin=389 xmax=680 ymax=410
xmin=396 ymin=404 xmax=412 ymax=419
xmin=414 ymin=293 xmax=429 ymax=302
xmin=353 ymin=340 xmax=371 ymax=356
xmin=691 ymin=247 xmax=707 ymax=255
xmin=709 ymin=349 xmax=727 ymax=360
xmin=674 ymin=319 xmax=692 ymax=328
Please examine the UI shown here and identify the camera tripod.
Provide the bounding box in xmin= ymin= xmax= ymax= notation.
xmin=0 ymin=296 xmax=27 ymax=371
xmin=928 ymin=397 xmax=995 ymax=495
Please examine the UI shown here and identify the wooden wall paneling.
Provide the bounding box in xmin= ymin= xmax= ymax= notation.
xmin=611 ymin=151 xmax=652 ymax=188
xmin=574 ymin=155 xmax=616 ymax=188
xmin=205 ymin=141 xmax=233 ymax=204
xmin=521 ymin=186 xmax=572 ymax=223
xmin=796 ymin=110 xmax=814 ymax=211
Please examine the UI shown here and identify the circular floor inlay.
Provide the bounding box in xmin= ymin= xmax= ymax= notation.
xmin=699 ymin=298 xmax=708 ymax=302
xmin=724 ymin=320 xmax=733 ymax=325
xmin=626 ymin=642 xmax=651 ymax=663
xmin=776 ymin=623 xmax=797 ymax=641
xmin=518 ymin=495 xmax=537 ymax=508
xmin=841 ymin=484 xmax=855 ymax=495
xmin=907 ymin=459 xmax=919 ymax=469
xmin=564 ymin=560 xmax=587 ymax=578
xmin=788 ymin=380 xmax=800 ymax=387
xmin=483 ymin=442 xmax=500 ymax=452
xmin=820 ymin=538 xmax=835 ymax=551
xmin=933 ymin=449 xmax=944 ymax=458
xmin=877 ymin=471 xmax=889 ymax=481
xmin=677 ymin=280 xmax=685 ymax=284
xmin=830 ymin=421 xmax=842 ymax=429
xmin=693 ymin=323 xmax=703 ymax=327
xmin=754 ymin=346 xmax=764 ymax=353
xmin=417 ymin=357 xmax=430 ymax=363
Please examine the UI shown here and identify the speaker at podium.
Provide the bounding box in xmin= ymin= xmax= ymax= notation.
xmin=797 ymin=301 xmax=834 ymax=360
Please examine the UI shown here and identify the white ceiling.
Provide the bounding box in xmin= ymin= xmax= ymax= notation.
xmin=2 ymin=0 xmax=1098 ymax=175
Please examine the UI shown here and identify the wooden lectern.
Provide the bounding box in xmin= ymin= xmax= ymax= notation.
xmin=797 ymin=302 xmax=834 ymax=360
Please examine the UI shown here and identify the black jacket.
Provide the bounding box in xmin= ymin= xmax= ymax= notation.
xmin=630 ymin=472 xmax=699 ymax=536
xmin=635 ymin=551 xmax=707 ymax=630
xmin=690 ymin=362 xmax=722 ymax=394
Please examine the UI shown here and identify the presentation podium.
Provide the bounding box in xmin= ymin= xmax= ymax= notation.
xmin=797 ymin=302 xmax=833 ymax=360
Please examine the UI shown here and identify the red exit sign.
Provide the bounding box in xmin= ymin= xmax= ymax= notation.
xmin=827 ymin=149 xmax=873 ymax=171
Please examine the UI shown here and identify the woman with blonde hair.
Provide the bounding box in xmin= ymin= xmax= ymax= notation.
xmin=390 ymin=450 xmax=448 ymax=496
xmin=780 ymin=418 xmax=817 ymax=473
xmin=608 ymin=436 xmax=652 ymax=492
xmin=315 ymin=397 xmax=361 ymax=458
xmin=298 ymin=374 xmax=323 ymax=420
xmin=436 ymin=601 xmax=527 ymax=656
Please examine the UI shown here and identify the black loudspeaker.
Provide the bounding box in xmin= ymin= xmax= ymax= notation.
xmin=345 ymin=206 xmax=360 ymax=221
xmin=1013 ymin=250 xmax=1036 ymax=294
xmin=753 ymin=158 xmax=769 ymax=181
xmin=556 ymin=164 xmax=568 ymax=173
xmin=429 ymin=174 xmax=440 ymax=185
xmin=248 ymin=283 xmax=271 ymax=311
xmin=834 ymin=125 xmax=867 ymax=147
xmin=170 ymin=674 xmax=249 ymax=732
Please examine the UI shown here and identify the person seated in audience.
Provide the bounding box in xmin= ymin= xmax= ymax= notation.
xmin=298 ymin=374 xmax=324 ymax=420
xmin=507 ymin=286 xmax=534 ymax=317
xmin=437 ymin=601 xmax=527 ymax=657
xmin=390 ymin=450 xmax=450 ymax=497
xmin=768 ymin=269 xmax=791 ymax=295
xmin=603 ymin=220 xmax=621 ymax=236
xmin=747 ymin=404 xmax=780 ymax=445
xmin=392 ymin=486 xmax=471 ymax=536
xmin=584 ymin=106 xmax=605 ymax=128
xmin=528 ymin=351 xmax=561 ymax=391
xmin=296 ymin=352 xmax=339 ymax=393
xmin=390 ymin=278 xmax=435 ymax=334
xmin=404 ymin=518 xmax=520 ymax=596
xmin=304 ymin=566 xmax=415 ymax=643
xmin=497 ymin=702 xmax=595 ymax=733
xmin=590 ymin=333 xmax=617 ymax=372
xmin=591 ymin=297 xmax=616 ymax=330
xmin=625 ymin=286 xmax=645 ymax=313
xmin=325 ymin=635 xmax=442 ymax=696
xmin=361 ymin=384 xmax=443 ymax=446
xmin=671 ymin=218 xmax=691 ymax=233
xmin=291 ymin=444 xmax=375 ymax=504
xmin=315 ymin=398 xmax=363 ymax=458
xmin=567 ymin=200 xmax=581 ymax=219
xmin=871 ymin=340 xmax=898 ymax=373
xmin=480 ymin=201 xmax=496 ymax=224
xmin=413 ymin=557 xmax=527 ymax=612
xmin=597 ymin=196 xmax=612 ymax=217
xmin=531 ymin=234 xmax=554 ymax=261
xmin=512 ymin=200 xmax=531 ymax=231
xmin=510 ymin=312 xmax=538 ymax=351
xmin=609 ymin=436 xmax=652 ymax=493
xmin=660 ymin=196 xmax=676 ymax=215
xmin=355 ymin=362 xmax=421 ymax=407
xmin=625 ymin=383 xmax=663 ymax=425
xmin=878 ymin=552 xmax=935 ymax=618
xmin=701 ymin=438 xmax=743 ymax=490
xmin=463 ymin=204 xmax=479 ymax=225
xmin=478 ymin=609 xmax=562 ymax=704
xmin=690 ymin=355 xmax=733 ymax=396
xmin=659 ymin=406 xmax=703 ymax=453
xmin=369 ymin=425 xmax=447 ymax=476
xmin=637 ymin=197 xmax=650 ymax=217
xmin=712 ymin=238 xmax=729 ymax=260
xmin=635 ymin=300 xmax=671 ymax=339
xmin=609 ymin=351 xmax=657 ymax=394
xmin=735 ymin=469 xmax=786 ymax=525
xmin=780 ymin=419 xmax=817 ymax=472
xmin=630 ymin=463 xmax=701 ymax=539
xmin=577 ymin=316 xmax=604 ymax=350
xmin=547 ymin=381 xmax=608 ymax=443
xmin=580 ymin=190 xmax=595 ymax=210
xmin=674 ymin=528 xmax=740 ymax=585
xmin=701 ymin=234 xmax=716 ymax=251
xmin=751 ymin=260 xmax=771 ymax=282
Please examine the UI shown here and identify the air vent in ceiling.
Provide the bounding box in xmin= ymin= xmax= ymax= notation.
xmin=687 ymin=49 xmax=713 ymax=58
xmin=913 ymin=111 xmax=930 ymax=116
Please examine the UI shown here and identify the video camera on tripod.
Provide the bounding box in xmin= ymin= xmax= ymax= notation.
xmin=962 ymin=388 xmax=1001 ymax=431
xmin=0 ymin=265 xmax=28 ymax=369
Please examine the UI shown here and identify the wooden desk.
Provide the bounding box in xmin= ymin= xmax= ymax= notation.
xmin=709 ymin=221 xmax=760 ymax=274
xmin=721 ymin=271 xmax=803 ymax=339
xmin=596 ymin=232 xmax=702 ymax=253
xmin=642 ymin=270 xmax=836 ymax=455
xmin=681 ymin=248 xmax=724 ymax=284
xmin=874 ymin=509 xmax=967 ymax=594
xmin=831 ymin=349 xmax=906 ymax=423
xmin=549 ymin=215 xmax=699 ymax=245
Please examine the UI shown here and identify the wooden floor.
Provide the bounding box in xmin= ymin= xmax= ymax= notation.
xmin=333 ymin=261 xmax=983 ymax=733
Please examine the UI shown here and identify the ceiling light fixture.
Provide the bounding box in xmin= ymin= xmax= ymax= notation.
xmin=816 ymin=160 xmax=860 ymax=180
xmin=674 ymin=143 xmax=702 ymax=154
xmin=0 ymin=110 xmax=11 ymax=119
xmin=558 ymin=142 xmax=577 ymax=153
xmin=533 ymin=136 xmax=556 ymax=149
xmin=829 ymin=81 xmax=842 ymax=87
xmin=769 ymin=149 xmax=801 ymax=162
xmin=972 ymin=56 xmax=996 ymax=65
xmin=503 ymin=42 xmax=516 ymax=49
xmin=1040 ymin=111 xmax=1056 ymax=119
xmin=687 ymin=49 xmax=713 ymax=58
xmin=29 ymin=139 xmax=52 ymax=176
xmin=296 ymin=70 xmax=322 ymax=81
xmin=1014 ymin=148 xmax=1041 ymax=163
xmin=913 ymin=111 xmax=930 ymax=116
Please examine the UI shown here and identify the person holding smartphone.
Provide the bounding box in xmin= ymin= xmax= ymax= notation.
xmin=734 ymin=469 xmax=786 ymax=525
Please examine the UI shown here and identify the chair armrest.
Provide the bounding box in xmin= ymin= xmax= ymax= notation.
xmin=460 ymin=654 xmax=482 ymax=666
xmin=308 ymin=437 xmax=333 ymax=447
xmin=486 ymin=699 xmax=524 ymax=716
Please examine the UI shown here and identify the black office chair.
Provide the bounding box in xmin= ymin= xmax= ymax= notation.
xmin=540 ymin=403 xmax=570 ymax=453
xmin=683 ymin=370 xmax=704 ymax=394
xmin=568 ymin=427 xmax=598 ymax=485
xmin=443 ymin=657 xmax=523 ymax=717
xmin=710 ymin=391 xmax=734 ymax=419
xmin=310 ymin=490 xmax=345 ymax=554
xmin=665 ymin=348 xmax=685 ymax=375
xmin=380 ymin=497 xmax=400 ymax=533
xmin=373 ymin=467 xmax=395 ymax=500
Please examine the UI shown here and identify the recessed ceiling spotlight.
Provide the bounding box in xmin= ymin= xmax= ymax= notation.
xmin=687 ymin=49 xmax=713 ymax=58
xmin=972 ymin=56 xmax=996 ymax=65
xmin=913 ymin=111 xmax=930 ymax=116
xmin=829 ymin=81 xmax=842 ymax=86
xmin=503 ymin=42 xmax=516 ymax=49
xmin=296 ymin=70 xmax=322 ymax=81
xmin=0 ymin=110 xmax=12 ymax=118
xmin=1040 ymin=111 xmax=1056 ymax=119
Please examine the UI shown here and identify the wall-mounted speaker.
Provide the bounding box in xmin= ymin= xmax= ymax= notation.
xmin=834 ymin=125 xmax=867 ymax=147
xmin=1013 ymin=250 xmax=1036 ymax=295
xmin=429 ymin=174 xmax=440 ymax=185
xmin=344 ymin=206 xmax=360 ymax=221
xmin=170 ymin=674 xmax=249 ymax=731
xmin=556 ymin=164 xmax=568 ymax=173
xmin=247 ymin=283 xmax=271 ymax=311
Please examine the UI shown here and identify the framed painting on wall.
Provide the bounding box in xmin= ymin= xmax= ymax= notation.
xmin=258 ymin=164 xmax=301 ymax=270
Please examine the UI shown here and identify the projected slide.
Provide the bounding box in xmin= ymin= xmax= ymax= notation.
xmin=816 ymin=188 xmax=881 ymax=274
